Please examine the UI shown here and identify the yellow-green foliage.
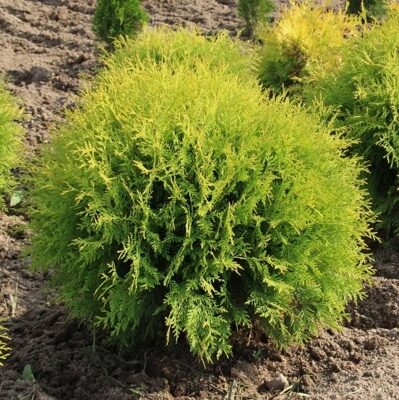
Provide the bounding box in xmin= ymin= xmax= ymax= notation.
xmin=0 ymin=324 xmax=10 ymax=367
xmin=303 ymin=8 xmax=399 ymax=234
xmin=109 ymin=26 xmax=256 ymax=78
xmin=0 ymin=80 xmax=22 ymax=209
xmin=30 ymin=28 xmax=373 ymax=362
xmin=256 ymin=1 xmax=362 ymax=93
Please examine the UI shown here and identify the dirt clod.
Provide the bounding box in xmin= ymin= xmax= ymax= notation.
xmin=265 ymin=373 xmax=289 ymax=391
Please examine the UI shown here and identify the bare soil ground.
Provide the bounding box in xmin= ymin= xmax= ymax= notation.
xmin=0 ymin=1 xmax=398 ymax=399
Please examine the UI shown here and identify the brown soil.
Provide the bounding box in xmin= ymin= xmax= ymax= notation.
xmin=0 ymin=1 xmax=398 ymax=399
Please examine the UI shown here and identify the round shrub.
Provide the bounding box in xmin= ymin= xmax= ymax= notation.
xmin=30 ymin=29 xmax=373 ymax=362
xmin=93 ymin=0 xmax=148 ymax=44
xmin=303 ymin=9 xmax=399 ymax=234
xmin=0 ymin=80 xmax=22 ymax=210
xmin=256 ymin=1 xmax=362 ymax=94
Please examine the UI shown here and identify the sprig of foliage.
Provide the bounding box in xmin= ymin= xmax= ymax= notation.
xmin=0 ymin=324 xmax=10 ymax=367
xmin=0 ymin=80 xmax=23 ymax=210
xmin=256 ymin=1 xmax=363 ymax=94
xmin=93 ymin=0 xmax=148 ymax=45
xmin=30 ymin=28 xmax=374 ymax=362
xmin=304 ymin=7 xmax=399 ymax=235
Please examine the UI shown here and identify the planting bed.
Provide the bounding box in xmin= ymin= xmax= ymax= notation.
xmin=0 ymin=0 xmax=398 ymax=399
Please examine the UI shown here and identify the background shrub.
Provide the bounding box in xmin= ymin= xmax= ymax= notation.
xmin=30 ymin=29 xmax=373 ymax=362
xmin=347 ymin=0 xmax=387 ymax=18
xmin=0 ymin=80 xmax=22 ymax=210
xmin=303 ymin=8 xmax=399 ymax=234
xmin=256 ymin=1 xmax=362 ymax=94
xmin=93 ymin=0 xmax=148 ymax=44
xmin=238 ymin=0 xmax=276 ymax=36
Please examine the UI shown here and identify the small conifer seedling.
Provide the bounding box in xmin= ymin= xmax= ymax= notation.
xmin=0 ymin=80 xmax=22 ymax=210
xmin=304 ymin=8 xmax=399 ymax=235
xmin=30 ymin=28 xmax=373 ymax=363
xmin=93 ymin=0 xmax=148 ymax=44
xmin=238 ymin=0 xmax=276 ymax=36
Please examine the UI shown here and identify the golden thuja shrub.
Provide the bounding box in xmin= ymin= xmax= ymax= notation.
xmin=29 ymin=28 xmax=374 ymax=363
xmin=303 ymin=7 xmax=399 ymax=235
xmin=0 ymin=80 xmax=20 ymax=366
xmin=256 ymin=0 xmax=363 ymax=93
xmin=0 ymin=80 xmax=23 ymax=209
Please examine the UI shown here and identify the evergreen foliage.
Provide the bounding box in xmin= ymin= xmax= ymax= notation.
xmin=93 ymin=0 xmax=148 ymax=44
xmin=256 ymin=1 xmax=362 ymax=94
xmin=0 ymin=80 xmax=22 ymax=210
xmin=303 ymin=8 xmax=399 ymax=234
xmin=0 ymin=324 xmax=10 ymax=367
xmin=238 ymin=0 xmax=276 ymax=36
xmin=30 ymin=29 xmax=373 ymax=362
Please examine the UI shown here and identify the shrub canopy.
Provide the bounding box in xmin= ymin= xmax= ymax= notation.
xmin=0 ymin=81 xmax=22 ymax=209
xmin=256 ymin=1 xmax=362 ymax=93
xmin=30 ymin=28 xmax=373 ymax=362
xmin=109 ymin=26 xmax=256 ymax=78
xmin=304 ymin=9 xmax=399 ymax=234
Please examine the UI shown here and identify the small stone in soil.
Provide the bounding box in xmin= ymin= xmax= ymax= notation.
xmin=301 ymin=374 xmax=315 ymax=388
xmin=269 ymin=352 xmax=284 ymax=362
xmin=265 ymin=373 xmax=289 ymax=391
